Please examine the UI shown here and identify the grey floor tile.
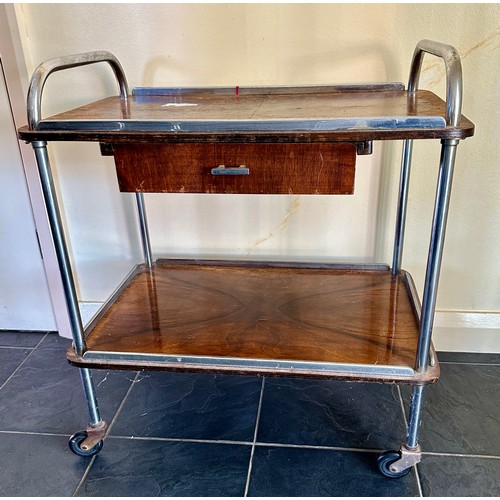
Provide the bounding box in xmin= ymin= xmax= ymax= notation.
xmin=402 ymin=364 xmax=500 ymax=455
xmin=257 ymin=378 xmax=407 ymax=450
xmin=0 ymin=342 xmax=134 ymax=434
xmin=36 ymin=332 xmax=72 ymax=350
xmin=110 ymin=371 xmax=262 ymax=442
xmin=77 ymin=438 xmax=250 ymax=496
xmin=0 ymin=330 xmax=48 ymax=348
xmin=247 ymin=446 xmax=420 ymax=497
xmin=437 ymin=351 xmax=500 ymax=364
xmin=0 ymin=347 xmax=31 ymax=386
xmin=418 ymin=455 xmax=500 ymax=496
xmin=0 ymin=432 xmax=90 ymax=496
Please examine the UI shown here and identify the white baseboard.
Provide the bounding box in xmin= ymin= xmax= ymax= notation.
xmin=434 ymin=311 xmax=500 ymax=329
xmin=433 ymin=311 xmax=500 ymax=353
xmin=58 ymin=301 xmax=104 ymax=339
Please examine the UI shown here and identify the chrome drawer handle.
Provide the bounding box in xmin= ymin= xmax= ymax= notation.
xmin=211 ymin=164 xmax=249 ymax=175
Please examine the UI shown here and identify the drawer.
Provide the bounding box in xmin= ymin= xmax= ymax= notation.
xmin=113 ymin=143 xmax=356 ymax=195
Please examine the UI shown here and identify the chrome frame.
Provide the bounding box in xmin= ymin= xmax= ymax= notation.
xmin=406 ymin=385 xmax=425 ymax=449
xmin=416 ymin=139 xmax=458 ymax=372
xmin=31 ymin=141 xmax=85 ymax=355
xmin=392 ymin=139 xmax=413 ymax=274
xmin=32 ymin=140 xmax=105 ymax=439
xmin=408 ymin=39 xmax=462 ymax=127
xmin=27 ymin=50 xmax=129 ymax=130
xmin=26 ymin=41 xmax=465 ymax=471
xmin=393 ymin=39 xmax=462 ymax=274
xmin=392 ymin=39 xmax=462 ymax=373
xmin=135 ymin=193 xmax=153 ymax=268
xmin=27 ymin=52 xmax=136 ymax=444
xmin=390 ymin=39 xmax=463 ymax=471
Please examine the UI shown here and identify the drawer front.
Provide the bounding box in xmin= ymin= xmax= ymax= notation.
xmin=113 ymin=143 xmax=356 ymax=195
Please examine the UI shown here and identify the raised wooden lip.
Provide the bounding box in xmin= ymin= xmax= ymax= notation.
xmin=67 ymin=259 xmax=440 ymax=385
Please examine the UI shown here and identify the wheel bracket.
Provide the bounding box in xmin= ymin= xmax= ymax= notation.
xmin=80 ymin=420 xmax=108 ymax=451
xmin=389 ymin=444 xmax=422 ymax=473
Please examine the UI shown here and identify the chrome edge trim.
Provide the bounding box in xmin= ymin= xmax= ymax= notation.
xmin=38 ymin=116 xmax=446 ymax=133
xmin=82 ymin=350 xmax=416 ymax=377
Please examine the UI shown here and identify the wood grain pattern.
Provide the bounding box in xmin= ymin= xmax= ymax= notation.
xmin=18 ymin=90 xmax=475 ymax=142
xmin=82 ymin=262 xmax=421 ymax=369
xmin=113 ymin=143 xmax=356 ymax=194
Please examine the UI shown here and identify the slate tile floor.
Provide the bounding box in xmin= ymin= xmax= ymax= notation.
xmin=0 ymin=331 xmax=499 ymax=497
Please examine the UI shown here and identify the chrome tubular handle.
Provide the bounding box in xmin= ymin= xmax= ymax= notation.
xmin=27 ymin=50 xmax=129 ymax=130
xmin=211 ymin=164 xmax=250 ymax=175
xmin=408 ymin=39 xmax=463 ymax=127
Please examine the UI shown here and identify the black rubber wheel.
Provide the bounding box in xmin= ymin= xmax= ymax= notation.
xmin=377 ymin=451 xmax=411 ymax=479
xmin=68 ymin=430 xmax=103 ymax=457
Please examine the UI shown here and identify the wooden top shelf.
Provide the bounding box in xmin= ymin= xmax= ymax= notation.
xmin=68 ymin=260 xmax=439 ymax=384
xmin=19 ymin=88 xmax=474 ymax=143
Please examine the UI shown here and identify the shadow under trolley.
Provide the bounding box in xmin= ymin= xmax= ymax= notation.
xmin=19 ymin=39 xmax=475 ymax=478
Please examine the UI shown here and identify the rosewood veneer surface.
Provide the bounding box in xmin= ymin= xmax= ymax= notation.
xmin=79 ymin=262 xmax=420 ymax=371
xmin=113 ymin=143 xmax=356 ymax=194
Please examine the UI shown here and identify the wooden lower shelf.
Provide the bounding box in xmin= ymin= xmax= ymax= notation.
xmin=68 ymin=260 xmax=439 ymax=384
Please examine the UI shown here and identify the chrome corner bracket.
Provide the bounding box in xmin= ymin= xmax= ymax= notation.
xmin=81 ymin=420 xmax=108 ymax=451
xmin=390 ymin=444 xmax=422 ymax=473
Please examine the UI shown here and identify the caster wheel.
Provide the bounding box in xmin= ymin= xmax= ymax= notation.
xmin=377 ymin=451 xmax=411 ymax=479
xmin=69 ymin=430 xmax=103 ymax=457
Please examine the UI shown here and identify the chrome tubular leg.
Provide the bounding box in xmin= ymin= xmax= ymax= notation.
xmin=381 ymin=385 xmax=425 ymax=475
xmin=406 ymin=385 xmax=425 ymax=449
xmin=72 ymin=367 xmax=107 ymax=453
xmin=135 ymin=192 xmax=153 ymax=268
xmin=80 ymin=367 xmax=101 ymax=425
xmin=392 ymin=139 xmax=414 ymax=274
xmin=416 ymin=139 xmax=459 ymax=372
xmin=32 ymin=141 xmax=107 ymax=454
xmin=31 ymin=141 xmax=85 ymax=354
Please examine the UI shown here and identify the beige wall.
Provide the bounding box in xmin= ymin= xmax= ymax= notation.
xmin=13 ymin=4 xmax=500 ymax=346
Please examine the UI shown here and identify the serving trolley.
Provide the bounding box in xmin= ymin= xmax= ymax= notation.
xmin=19 ymin=40 xmax=474 ymax=478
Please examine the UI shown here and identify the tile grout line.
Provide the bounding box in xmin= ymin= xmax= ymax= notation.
xmin=2 ymin=428 xmax=497 ymax=461
xmin=0 ymin=333 xmax=48 ymax=391
xmin=73 ymin=456 xmax=97 ymax=497
xmin=0 ymin=345 xmax=40 ymax=350
xmin=106 ymin=435 xmax=254 ymax=446
xmin=0 ymin=430 xmax=70 ymax=437
xmin=35 ymin=332 xmax=49 ymax=347
xmin=244 ymin=376 xmax=266 ymax=497
xmin=72 ymin=371 xmax=140 ymax=497
xmin=415 ymin=464 xmax=424 ymax=497
xmin=253 ymin=441 xmax=387 ymax=454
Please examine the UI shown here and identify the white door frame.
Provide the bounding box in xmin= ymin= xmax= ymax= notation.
xmin=0 ymin=4 xmax=71 ymax=337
